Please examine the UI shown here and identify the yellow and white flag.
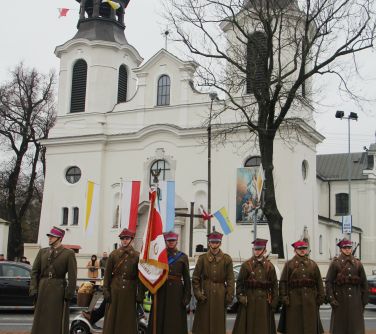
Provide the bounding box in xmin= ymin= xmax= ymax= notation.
xmin=102 ymin=0 xmax=120 ymax=10
xmin=85 ymin=181 xmax=100 ymax=236
xmin=256 ymin=164 xmax=264 ymax=202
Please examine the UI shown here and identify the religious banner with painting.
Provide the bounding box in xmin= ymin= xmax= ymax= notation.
xmin=236 ymin=167 xmax=265 ymax=224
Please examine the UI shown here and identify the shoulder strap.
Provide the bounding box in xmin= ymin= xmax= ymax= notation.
xmin=168 ymin=251 xmax=184 ymax=265
xmin=41 ymin=247 xmax=68 ymax=277
xmin=112 ymin=250 xmax=128 ymax=275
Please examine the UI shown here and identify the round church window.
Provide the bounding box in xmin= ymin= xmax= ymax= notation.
xmin=66 ymin=166 xmax=81 ymax=184
xmin=302 ymin=160 xmax=309 ymax=180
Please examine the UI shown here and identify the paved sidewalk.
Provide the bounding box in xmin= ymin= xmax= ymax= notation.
xmin=7 ymin=329 xmax=376 ymax=333
xmin=2 ymin=332 xmax=376 ymax=334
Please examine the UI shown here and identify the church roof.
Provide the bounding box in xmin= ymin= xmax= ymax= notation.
xmin=316 ymin=152 xmax=369 ymax=181
xmin=134 ymin=48 xmax=198 ymax=73
xmin=72 ymin=19 xmax=127 ymax=44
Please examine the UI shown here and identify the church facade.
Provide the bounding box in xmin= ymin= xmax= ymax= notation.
xmin=38 ymin=0 xmax=343 ymax=262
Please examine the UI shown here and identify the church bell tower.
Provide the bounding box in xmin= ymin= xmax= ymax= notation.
xmin=54 ymin=0 xmax=143 ymax=117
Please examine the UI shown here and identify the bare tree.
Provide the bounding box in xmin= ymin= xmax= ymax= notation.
xmin=164 ymin=0 xmax=376 ymax=257
xmin=0 ymin=63 xmax=56 ymax=260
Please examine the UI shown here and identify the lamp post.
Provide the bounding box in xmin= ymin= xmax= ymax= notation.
xmin=335 ymin=110 xmax=358 ymax=238
xmin=207 ymin=91 xmax=218 ymax=235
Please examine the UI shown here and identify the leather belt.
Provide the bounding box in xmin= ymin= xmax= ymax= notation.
xmin=289 ymin=278 xmax=315 ymax=289
xmin=245 ymin=279 xmax=272 ymax=290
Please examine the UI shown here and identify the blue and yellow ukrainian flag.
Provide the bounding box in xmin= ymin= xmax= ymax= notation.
xmin=213 ymin=207 xmax=234 ymax=235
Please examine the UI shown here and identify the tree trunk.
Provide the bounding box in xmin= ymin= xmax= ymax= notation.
xmin=6 ymin=141 xmax=28 ymax=260
xmin=259 ymin=132 xmax=284 ymax=258
xmin=7 ymin=219 xmax=23 ymax=260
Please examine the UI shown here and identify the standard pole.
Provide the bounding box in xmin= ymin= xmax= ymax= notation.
xmin=253 ymin=208 xmax=258 ymax=241
xmin=347 ymin=117 xmax=352 ymax=239
xmin=207 ymin=100 xmax=213 ymax=235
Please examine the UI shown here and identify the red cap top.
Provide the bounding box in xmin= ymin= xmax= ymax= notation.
xmin=163 ymin=231 xmax=179 ymax=241
xmin=337 ymin=238 xmax=352 ymax=248
xmin=118 ymin=228 xmax=135 ymax=239
xmin=207 ymin=232 xmax=223 ymax=242
xmin=291 ymin=240 xmax=308 ymax=249
xmin=47 ymin=226 xmax=65 ymax=239
xmin=252 ymin=238 xmax=268 ymax=249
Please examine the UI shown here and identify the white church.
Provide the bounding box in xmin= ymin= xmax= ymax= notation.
xmin=33 ymin=0 xmax=376 ymax=269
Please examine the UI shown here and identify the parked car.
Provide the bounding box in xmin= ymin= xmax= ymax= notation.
xmin=0 ymin=260 xmax=78 ymax=309
xmin=368 ymin=275 xmax=376 ymax=305
xmin=0 ymin=261 xmax=34 ymax=308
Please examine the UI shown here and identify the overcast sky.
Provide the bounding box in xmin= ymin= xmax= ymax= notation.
xmin=1 ymin=0 xmax=375 ymax=155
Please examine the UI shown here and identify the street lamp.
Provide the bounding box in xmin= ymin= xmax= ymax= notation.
xmin=335 ymin=110 xmax=358 ymax=237
xmin=207 ymin=91 xmax=218 ymax=234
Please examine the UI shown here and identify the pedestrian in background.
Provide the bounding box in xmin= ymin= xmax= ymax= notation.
xmin=30 ymin=226 xmax=77 ymax=334
xmin=147 ymin=231 xmax=191 ymax=334
xmin=278 ymin=240 xmax=325 ymax=334
xmin=87 ymin=254 xmax=100 ymax=279
xmin=102 ymin=228 xmax=143 ymax=334
xmin=100 ymin=251 xmax=108 ymax=278
xmin=192 ymin=231 xmax=234 ymax=334
xmin=233 ymin=238 xmax=278 ymax=334
xmin=326 ymin=238 xmax=368 ymax=334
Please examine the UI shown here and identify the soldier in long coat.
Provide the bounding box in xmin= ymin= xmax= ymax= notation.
xmin=147 ymin=231 xmax=191 ymax=334
xmin=192 ymin=231 xmax=234 ymax=334
xmin=30 ymin=226 xmax=77 ymax=334
xmin=278 ymin=240 xmax=325 ymax=334
xmin=326 ymin=238 xmax=369 ymax=334
xmin=233 ymin=238 xmax=278 ymax=334
xmin=102 ymin=228 xmax=143 ymax=334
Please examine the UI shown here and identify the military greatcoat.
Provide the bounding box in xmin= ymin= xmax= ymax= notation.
xmin=278 ymin=255 xmax=325 ymax=334
xmin=148 ymin=248 xmax=191 ymax=334
xmin=233 ymin=256 xmax=278 ymax=334
xmin=192 ymin=249 xmax=234 ymax=334
xmin=30 ymin=245 xmax=77 ymax=334
xmin=102 ymin=245 xmax=143 ymax=334
xmin=326 ymin=253 xmax=369 ymax=334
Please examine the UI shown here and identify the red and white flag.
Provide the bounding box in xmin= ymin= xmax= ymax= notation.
xmin=58 ymin=8 xmax=70 ymax=18
xmin=119 ymin=181 xmax=141 ymax=232
xmin=138 ymin=189 xmax=168 ymax=294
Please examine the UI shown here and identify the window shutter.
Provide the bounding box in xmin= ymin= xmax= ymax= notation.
xmin=246 ymin=32 xmax=268 ymax=94
xmin=117 ymin=65 xmax=128 ymax=103
xmin=70 ymin=59 xmax=87 ymax=113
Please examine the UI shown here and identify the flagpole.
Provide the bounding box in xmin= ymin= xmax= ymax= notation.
xmin=119 ymin=177 xmax=123 ymax=235
xmin=153 ymin=293 xmax=157 ymax=334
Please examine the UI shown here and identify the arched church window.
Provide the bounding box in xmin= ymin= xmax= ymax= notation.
xmin=117 ymin=65 xmax=128 ymax=103
xmin=70 ymin=59 xmax=87 ymax=113
xmin=246 ymin=32 xmax=268 ymax=95
xmin=72 ymin=207 xmax=79 ymax=226
xmin=244 ymin=156 xmax=262 ymax=167
xmin=157 ymin=75 xmax=170 ymax=106
xmin=149 ymin=159 xmax=171 ymax=185
xmin=61 ymin=207 xmax=69 ymax=226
